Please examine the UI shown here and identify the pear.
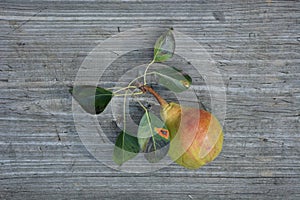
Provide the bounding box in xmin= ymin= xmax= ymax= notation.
xmin=141 ymin=85 xmax=223 ymax=169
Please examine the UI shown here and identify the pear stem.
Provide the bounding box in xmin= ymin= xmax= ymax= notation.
xmin=140 ymin=85 xmax=168 ymax=108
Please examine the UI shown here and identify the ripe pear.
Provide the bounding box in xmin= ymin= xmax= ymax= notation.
xmin=142 ymin=85 xmax=223 ymax=169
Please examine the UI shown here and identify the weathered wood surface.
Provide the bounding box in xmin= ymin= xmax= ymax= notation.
xmin=0 ymin=0 xmax=299 ymax=199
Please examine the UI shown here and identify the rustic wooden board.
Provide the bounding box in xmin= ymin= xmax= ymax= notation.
xmin=0 ymin=0 xmax=299 ymax=199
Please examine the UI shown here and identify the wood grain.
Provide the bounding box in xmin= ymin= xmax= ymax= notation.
xmin=0 ymin=0 xmax=299 ymax=199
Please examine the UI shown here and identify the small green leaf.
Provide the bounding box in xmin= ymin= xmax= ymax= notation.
xmin=69 ymin=85 xmax=113 ymax=114
xmin=113 ymin=131 xmax=140 ymax=166
xmin=137 ymin=112 xmax=170 ymax=163
xmin=153 ymin=28 xmax=175 ymax=62
xmin=155 ymin=67 xmax=192 ymax=93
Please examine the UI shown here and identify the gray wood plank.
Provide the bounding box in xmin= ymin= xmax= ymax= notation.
xmin=0 ymin=0 xmax=299 ymax=199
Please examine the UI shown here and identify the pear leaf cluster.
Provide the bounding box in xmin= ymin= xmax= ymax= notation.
xmin=70 ymin=28 xmax=197 ymax=167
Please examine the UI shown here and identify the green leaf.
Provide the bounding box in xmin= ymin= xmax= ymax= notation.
xmin=113 ymin=131 xmax=140 ymax=166
xmin=69 ymin=85 xmax=113 ymax=114
xmin=155 ymin=66 xmax=192 ymax=93
xmin=153 ymin=28 xmax=175 ymax=62
xmin=137 ymin=112 xmax=165 ymax=150
xmin=137 ymin=112 xmax=170 ymax=163
xmin=144 ymin=134 xmax=170 ymax=163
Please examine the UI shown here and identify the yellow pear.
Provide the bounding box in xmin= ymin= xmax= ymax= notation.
xmin=141 ymin=85 xmax=223 ymax=169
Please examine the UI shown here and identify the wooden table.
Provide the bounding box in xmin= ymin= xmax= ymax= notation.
xmin=1 ymin=0 xmax=299 ymax=199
